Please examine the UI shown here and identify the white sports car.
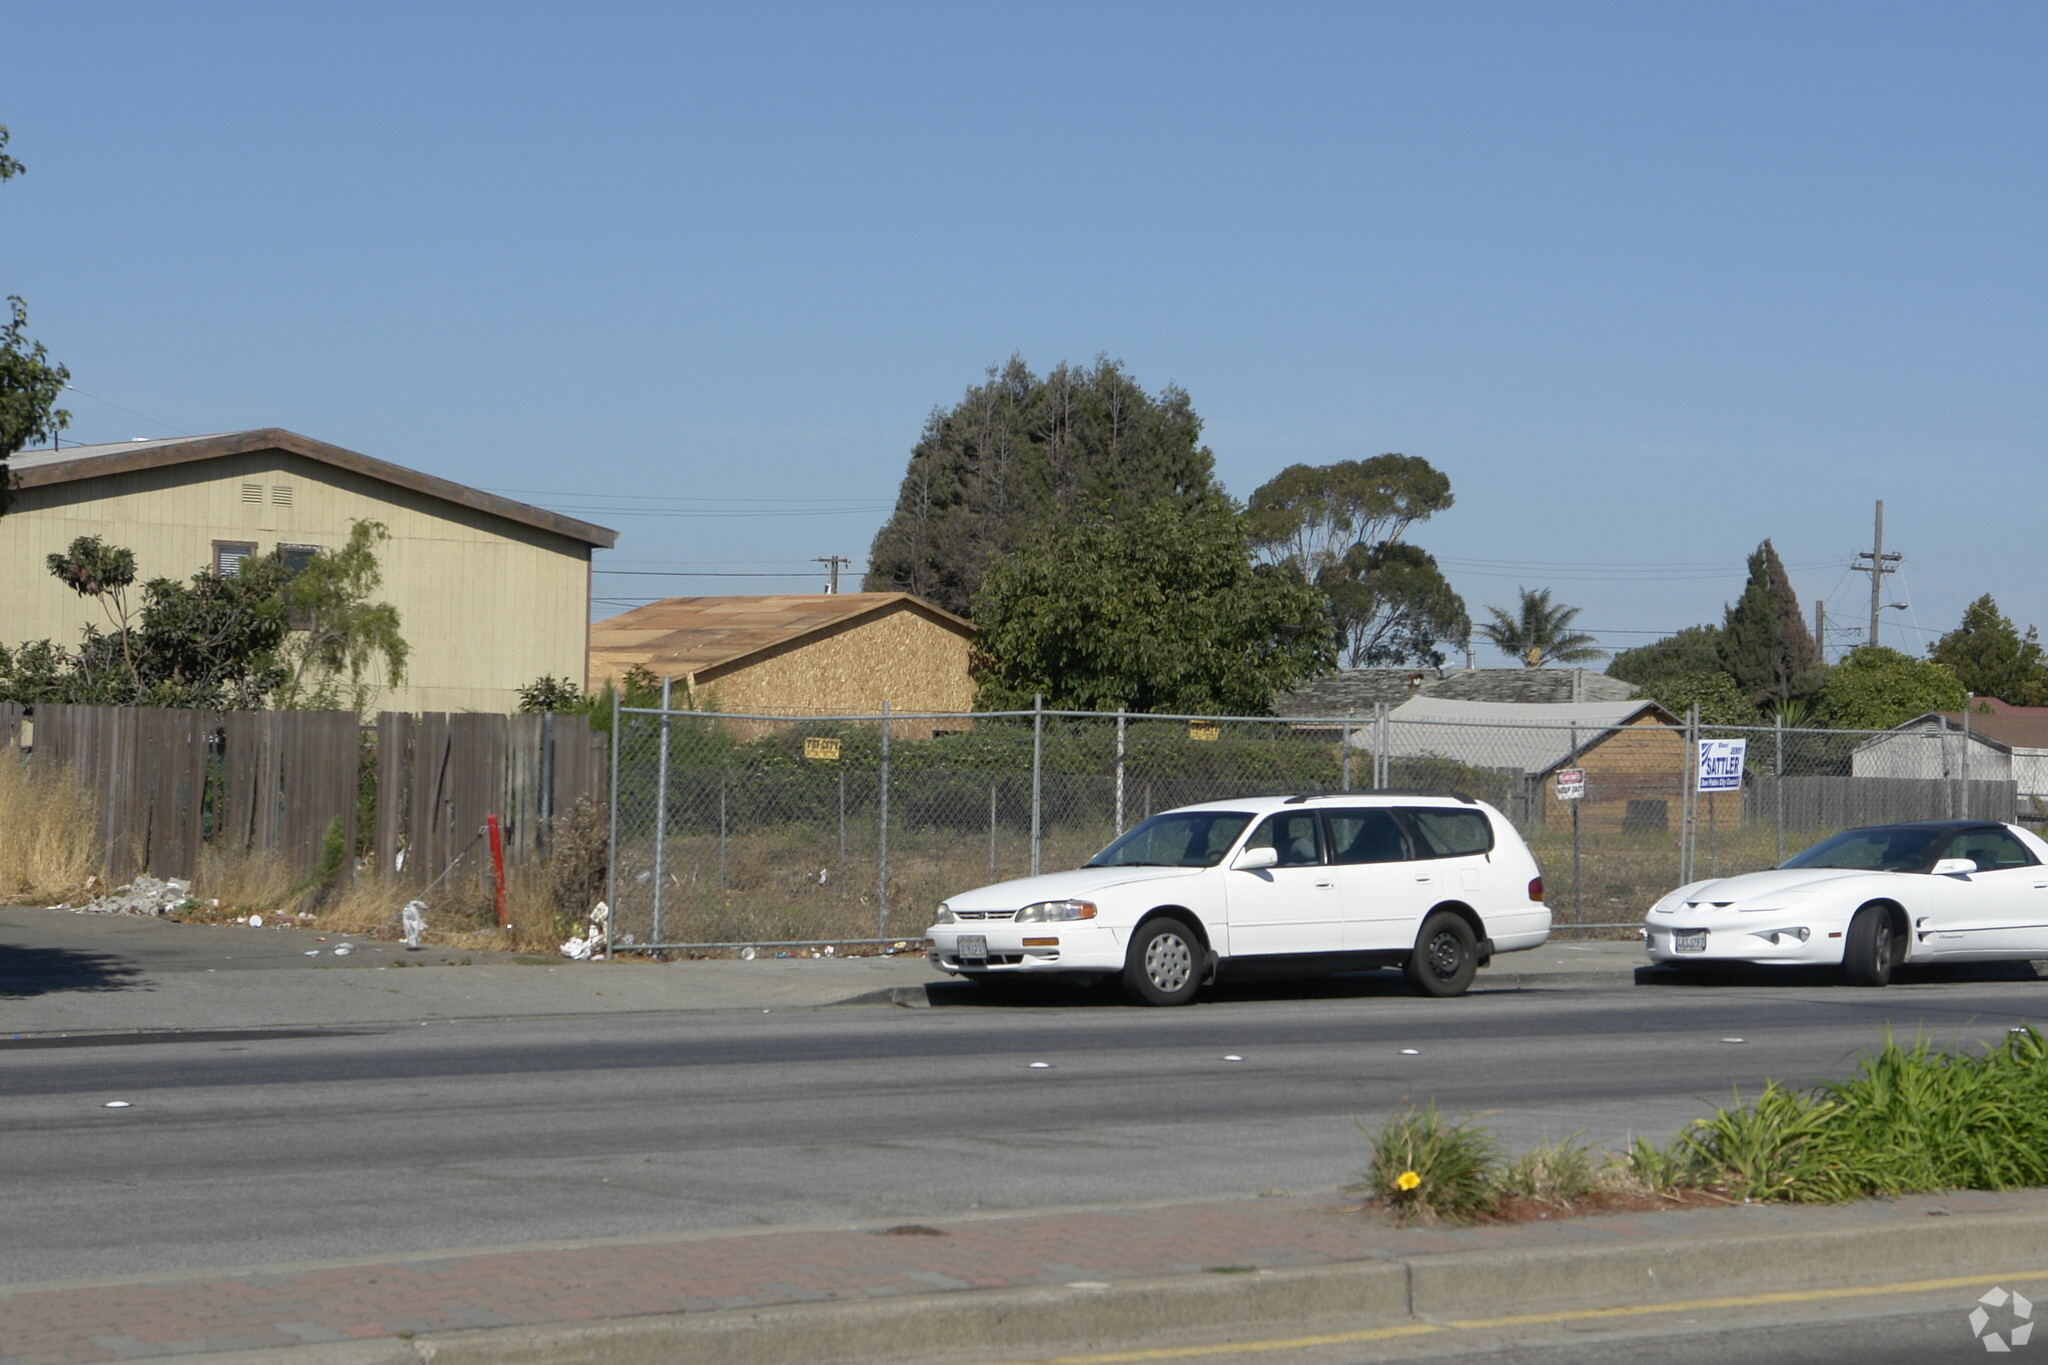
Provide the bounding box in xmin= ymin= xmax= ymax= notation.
xmin=1644 ymin=820 xmax=2048 ymax=985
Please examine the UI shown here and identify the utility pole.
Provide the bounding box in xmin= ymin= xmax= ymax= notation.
xmin=815 ymin=555 xmax=849 ymax=594
xmin=1852 ymin=500 xmax=1900 ymax=647
xmin=1813 ymin=600 xmax=1826 ymax=665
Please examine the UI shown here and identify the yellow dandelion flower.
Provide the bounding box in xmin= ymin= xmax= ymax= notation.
xmin=1395 ymin=1170 xmax=1422 ymax=1191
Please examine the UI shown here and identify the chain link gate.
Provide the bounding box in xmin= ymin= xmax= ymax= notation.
xmin=603 ymin=696 xmax=2032 ymax=952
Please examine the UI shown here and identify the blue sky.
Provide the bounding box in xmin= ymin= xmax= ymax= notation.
xmin=6 ymin=2 xmax=2043 ymax=665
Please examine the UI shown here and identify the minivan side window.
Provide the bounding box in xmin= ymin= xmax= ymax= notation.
xmin=1324 ymin=809 xmax=1413 ymax=864
xmin=1401 ymin=807 xmax=1494 ymax=859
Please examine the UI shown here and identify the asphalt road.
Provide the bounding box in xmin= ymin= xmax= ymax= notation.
xmin=6 ymin=976 xmax=2047 ymax=1286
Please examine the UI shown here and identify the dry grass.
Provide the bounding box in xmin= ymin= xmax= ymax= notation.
xmin=0 ymin=754 xmax=102 ymax=901
xmin=310 ymin=863 xmax=578 ymax=954
xmin=189 ymin=844 xmax=316 ymax=919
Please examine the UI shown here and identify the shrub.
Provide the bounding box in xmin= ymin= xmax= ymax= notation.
xmin=1359 ymin=1104 xmax=1501 ymax=1225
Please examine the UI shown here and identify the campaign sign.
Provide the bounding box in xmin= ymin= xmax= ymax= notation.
xmin=1697 ymin=738 xmax=1747 ymax=792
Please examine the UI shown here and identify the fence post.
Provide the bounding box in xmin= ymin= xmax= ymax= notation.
xmin=1961 ymin=705 xmax=1971 ymax=821
xmin=718 ymin=773 xmax=727 ymax=890
xmin=1569 ymin=721 xmax=1581 ymax=924
xmin=1030 ymin=694 xmax=1043 ymax=876
xmin=1774 ymin=714 xmax=1785 ymax=867
xmin=1341 ymin=714 xmax=1352 ymax=792
xmin=837 ymin=768 xmax=846 ymax=895
xmin=1374 ymin=703 xmax=1389 ymax=789
xmin=989 ymin=780 xmax=997 ymax=882
xmin=539 ymin=710 xmax=554 ymax=853
xmin=1114 ymin=707 xmax=1127 ymax=834
xmin=1940 ymin=722 xmax=1954 ymax=820
xmin=605 ymin=684 xmax=619 ymax=955
xmin=653 ymin=675 xmax=671 ymax=946
xmin=878 ymin=701 xmax=890 ymax=938
xmin=1682 ymin=704 xmax=1698 ymax=884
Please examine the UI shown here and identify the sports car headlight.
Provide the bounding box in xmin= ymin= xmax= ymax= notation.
xmin=933 ymin=904 xmax=956 ymax=925
xmin=1015 ymin=900 xmax=1097 ymax=923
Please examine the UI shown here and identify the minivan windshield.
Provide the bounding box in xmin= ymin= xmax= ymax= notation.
xmin=1780 ymin=825 xmax=1945 ymax=873
xmin=1089 ymin=811 xmax=1253 ymax=868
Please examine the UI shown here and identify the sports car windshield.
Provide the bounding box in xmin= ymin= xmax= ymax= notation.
xmin=1089 ymin=812 xmax=1252 ymax=868
xmin=1780 ymin=826 xmax=1945 ymax=873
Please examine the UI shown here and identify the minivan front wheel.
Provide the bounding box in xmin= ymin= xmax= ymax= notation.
xmin=1123 ymin=917 xmax=1201 ymax=1006
xmin=1406 ymin=911 xmax=1478 ymax=998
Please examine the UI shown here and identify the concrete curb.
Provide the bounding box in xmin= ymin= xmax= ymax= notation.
xmin=168 ymin=1204 xmax=2048 ymax=1365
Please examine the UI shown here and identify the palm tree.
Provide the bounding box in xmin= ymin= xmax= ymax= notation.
xmin=1478 ymin=587 xmax=1605 ymax=668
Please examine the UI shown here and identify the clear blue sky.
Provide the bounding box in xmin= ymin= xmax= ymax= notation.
xmin=7 ymin=1 xmax=2043 ymax=664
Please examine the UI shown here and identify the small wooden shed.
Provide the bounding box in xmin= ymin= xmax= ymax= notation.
xmin=587 ymin=593 xmax=975 ymax=732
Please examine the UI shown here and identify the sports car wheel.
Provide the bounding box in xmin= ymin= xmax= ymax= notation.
xmin=1842 ymin=904 xmax=1900 ymax=987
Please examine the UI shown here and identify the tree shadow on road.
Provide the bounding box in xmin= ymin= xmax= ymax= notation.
xmin=0 ymin=944 xmax=146 ymax=998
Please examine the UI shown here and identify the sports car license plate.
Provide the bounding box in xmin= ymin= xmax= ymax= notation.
xmin=1673 ymin=931 xmax=1707 ymax=953
xmin=958 ymin=934 xmax=988 ymax=964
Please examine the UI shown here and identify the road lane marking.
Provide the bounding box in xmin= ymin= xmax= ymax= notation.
xmin=989 ymin=1269 xmax=2048 ymax=1364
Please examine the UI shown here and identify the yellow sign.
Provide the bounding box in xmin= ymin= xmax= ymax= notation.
xmin=1188 ymin=722 xmax=1220 ymax=742
xmin=803 ymin=737 xmax=841 ymax=760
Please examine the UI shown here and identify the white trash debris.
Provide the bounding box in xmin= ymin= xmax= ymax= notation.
xmin=72 ymin=875 xmax=192 ymax=917
xmin=247 ymin=914 xmax=263 ymax=928
xmin=103 ymin=1101 xmax=131 ymax=1109
xmin=304 ymin=949 xmax=320 ymax=957
xmin=400 ymin=901 xmax=427 ymax=949
xmin=332 ymin=943 xmax=354 ymax=957
xmin=1721 ymin=1037 xmax=1746 ymax=1044
xmin=822 ymin=944 xmax=835 ymax=957
xmin=1399 ymin=1049 xmax=1420 ymax=1055
xmin=1223 ymin=1055 xmax=1243 ymax=1062
xmin=560 ymin=901 xmax=613 ymax=960
xmin=1028 ymin=1062 xmax=1051 ymax=1069
xmin=740 ymin=946 xmax=757 ymax=961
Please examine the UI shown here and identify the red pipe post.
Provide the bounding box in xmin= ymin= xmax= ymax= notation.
xmin=487 ymin=813 xmax=508 ymax=930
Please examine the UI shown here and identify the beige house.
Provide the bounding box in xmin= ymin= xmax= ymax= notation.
xmin=2 ymin=429 xmax=616 ymax=713
xmin=587 ymin=593 xmax=975 ymax=732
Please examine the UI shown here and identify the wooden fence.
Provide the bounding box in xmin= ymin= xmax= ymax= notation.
xmin=1 ymin=704 xmax=603 ymax=887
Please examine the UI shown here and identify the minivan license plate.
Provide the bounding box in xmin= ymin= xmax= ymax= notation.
xmin=1673 ymin=931 xmax=1707 ymax=953
xmin=958 ymin=934 xmax=988 ymax=964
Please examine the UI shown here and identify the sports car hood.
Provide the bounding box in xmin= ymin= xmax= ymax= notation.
xmin=942 ymin=865 xmax=1205 ymax=912
xmin=1675 ymin=867 xmax=1891 ymax=907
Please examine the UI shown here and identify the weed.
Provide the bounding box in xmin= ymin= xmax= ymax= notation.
xmin=1357 ymin=1104 xmax=1501 ymax=1225
xmin=0 ymin=754 xmax=100 ymax=899
xmin=1498 ymin=1132 xmax=1606 ymax=1209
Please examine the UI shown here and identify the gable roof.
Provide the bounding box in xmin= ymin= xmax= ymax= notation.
xmin=588 ymin=593 xmax=974 ymax=685
xmin=1380 ymin=696 xmax=1676 ymax=775
xmin=9 ymin=429 xmax=617 ymax=548
xmin=1863 ymin=711 xmax=2048 ymax=754
xmin=1274 ymin=666 xmax=1635 ymax=716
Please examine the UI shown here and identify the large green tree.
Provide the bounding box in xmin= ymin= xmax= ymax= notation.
xmin=1814 ymin=646 xmax=1966 ymax=732
xmin=1608 ymin=625 xmax=1760 ymax=724
xmin=1477 ymin=587 xmax=1603 ymax=668
xmin=0 ymin=127 xmax=71 ymax=514
xmin=1242 ymin=454 xmax=1465 ymax=667
xmin=1718 ymin=539 xmax=1821 ymax=706
xmin=969 ymin=494 xmax=1334 ymax=714
xmin=1928 ymin=595 xmax=2048 ymax=706
xmin=864 ymin=355 xmax=1219 ymax=617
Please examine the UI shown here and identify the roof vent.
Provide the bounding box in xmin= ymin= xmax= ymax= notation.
xmin=241 ymin=482 xmax=263 ymax=504
xmin=271 ymin=485 xmax=293 ymax=507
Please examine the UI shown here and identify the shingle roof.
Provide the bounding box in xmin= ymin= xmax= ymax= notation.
xmin=1273 ymin=667 xmax=1635 ymax=717
xmin=9 ymin=430 xmax=617 ymax=548
xmin=1378 ymin=696 xmax=1673 ymax=775
xmin=587 ymin=593 xmax=974 ymax=685
xmin=1866 ymin=711 xmax=2048 ymax=754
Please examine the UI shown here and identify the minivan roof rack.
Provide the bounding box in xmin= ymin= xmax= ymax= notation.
xmin=1282 ymin=789 xmax=1476 ymax=804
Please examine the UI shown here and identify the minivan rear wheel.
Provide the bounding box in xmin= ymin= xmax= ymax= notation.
xmin=1406 ymin=911 xmax=1478 ymax=998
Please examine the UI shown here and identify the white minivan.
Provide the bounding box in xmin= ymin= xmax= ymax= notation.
xmin=926 ymin=791 xmax=1551 ymax=1004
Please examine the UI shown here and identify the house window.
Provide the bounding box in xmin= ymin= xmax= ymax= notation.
xmin=279 ymin=543 xmax=323 ymax=576
xmin=213 ymin=541 xmax=258 ymax=577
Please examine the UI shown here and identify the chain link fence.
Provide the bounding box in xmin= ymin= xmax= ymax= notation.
xmin=604 ymin=700 xmax=2036 ymax=950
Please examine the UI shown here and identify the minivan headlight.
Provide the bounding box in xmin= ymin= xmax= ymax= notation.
xmin=1015 ymin=900 xmax=1097 ymax=923
xmin=933 ymin=904 xmax=956 ymax=925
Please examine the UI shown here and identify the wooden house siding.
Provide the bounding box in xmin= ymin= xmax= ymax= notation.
xmin=1 ymin=445 xmax=598 ymax=714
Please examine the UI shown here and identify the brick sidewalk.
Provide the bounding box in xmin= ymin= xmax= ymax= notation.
xmin=3 ymin=1188 xmax=2040 ymax=1364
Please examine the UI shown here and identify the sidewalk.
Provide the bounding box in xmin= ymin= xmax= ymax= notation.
xmin=6 ymin=1186 xmax=2048 ymax=1364
xmin=0 ymin=904 xmax=1648 ymax=1036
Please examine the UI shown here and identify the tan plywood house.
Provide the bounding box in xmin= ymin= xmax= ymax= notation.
xmin=587 ymin=594 xmax=975 ymax=732
xmin=2 ymin=429 xmax=616 ymax=713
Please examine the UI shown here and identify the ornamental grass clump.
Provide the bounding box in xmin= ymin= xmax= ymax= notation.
xmin=1499 ymin=1132 xmax=1608 ymax=1210
xmin=1682 ymin=1029 xmax=2048 ymax=1203
xmin=1359 ymin=1103 xmax=1502 ymax=1225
